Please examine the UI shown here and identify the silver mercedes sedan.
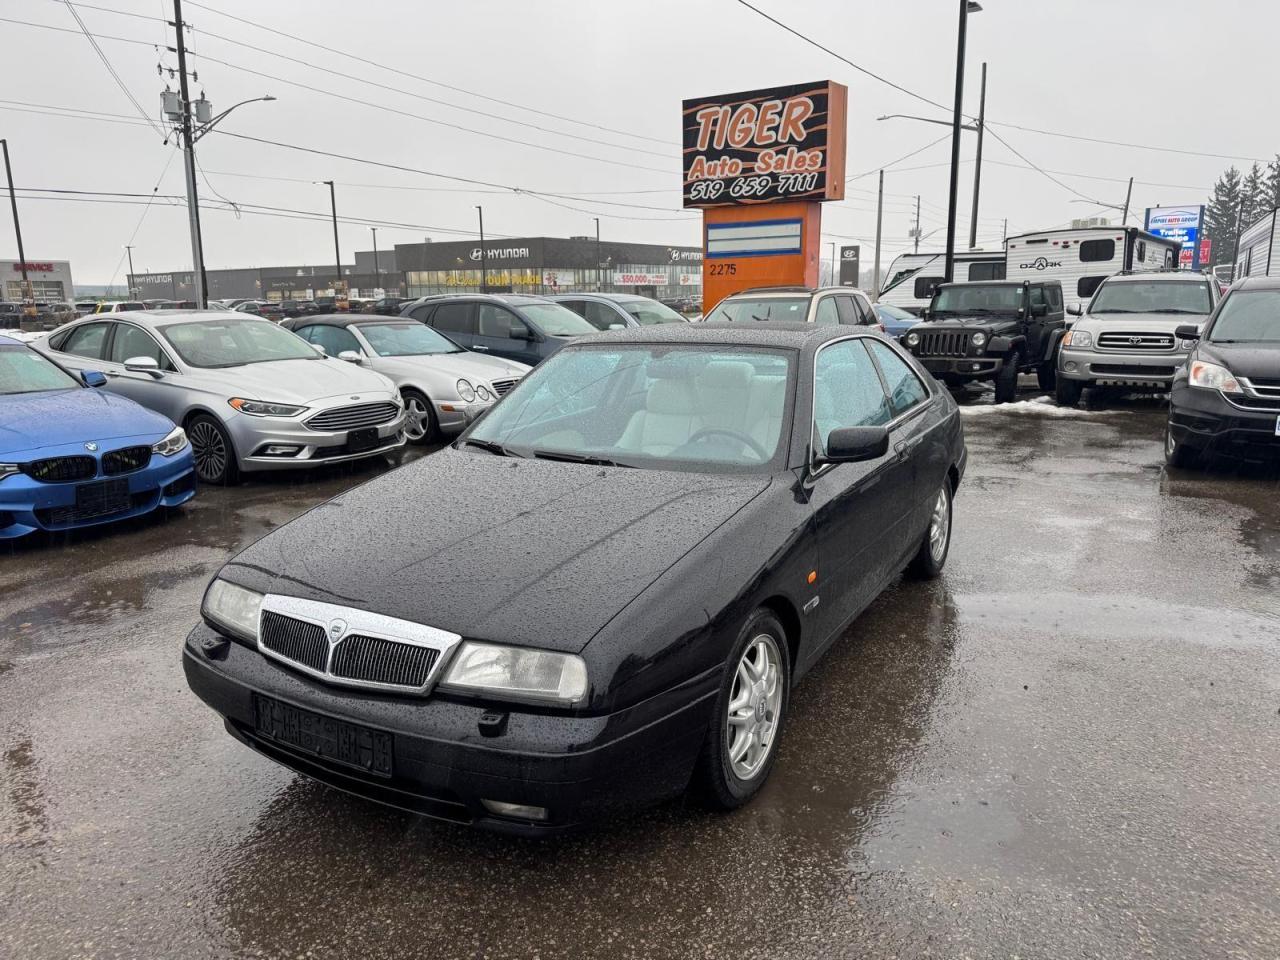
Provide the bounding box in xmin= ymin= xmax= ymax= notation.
xmin=35 ymin=311 xmax=406 ymax=484
xmin=280 ymin=315 xmax=529 ymax=443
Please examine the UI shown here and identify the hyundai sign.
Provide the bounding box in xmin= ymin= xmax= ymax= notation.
xmin=1144 ymin=205 xmax=1205 ymax=270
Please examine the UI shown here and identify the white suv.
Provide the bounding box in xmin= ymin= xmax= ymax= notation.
xmin=704 ymin=286 xmax=884 ymax=331
xmin=1056 ymin=271 xmax=1219 ymax=407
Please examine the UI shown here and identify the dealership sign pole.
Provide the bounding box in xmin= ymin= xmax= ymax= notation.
xmin=682 ymin=81 xmax=848 ymax=310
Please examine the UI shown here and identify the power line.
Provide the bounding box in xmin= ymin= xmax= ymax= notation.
xmin=984 ymin=126 xmax=1108 ymax=205
xmin=846 ymin=134 xmax=952 ymax=182
xmin=55 ymin=3 xmax=164 ymax=137
xmin=986 ymin=119 xmax=1267 ymax=164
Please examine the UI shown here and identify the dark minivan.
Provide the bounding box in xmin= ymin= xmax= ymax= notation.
xmin=401 ymin=293 xmax=596 ymax=366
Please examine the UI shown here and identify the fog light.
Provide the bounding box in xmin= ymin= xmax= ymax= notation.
xmin=263 ymin=445 xmax=301 ymax=456
xmin=1065 ymin=361 xmax=1078 ymax=373
xmin=972 ymin=363 xmax=981 ymax=371
xmin=481 ymin=799 xmax=549 ymax=822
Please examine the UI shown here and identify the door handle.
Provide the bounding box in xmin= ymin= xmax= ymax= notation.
xmin=472 ymin=345 xmax=489 ymax=351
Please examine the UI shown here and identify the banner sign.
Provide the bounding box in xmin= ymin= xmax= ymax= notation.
xmin=678 ymin=273 xmax=703 ymax=286
xmin=838 ymin=245 xmax=861 ymax=285
xmin=682 ymin=80 xmax=847 ymax=209
xmin=1144 ymin=205 xmax=1205 ymax=270
xmin=613 ymin=272 xmax=668 ymax=286
xmin=706 ymin=219 xmax=802 ymax=259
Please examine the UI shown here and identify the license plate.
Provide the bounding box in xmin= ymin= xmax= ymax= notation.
xmin=74 ymin=478 xmax=130 ymax=518
xmin=252 ymin=694 xmax=393 ymax=777
xmin=347 ymin=426 xmax=379 ymax=453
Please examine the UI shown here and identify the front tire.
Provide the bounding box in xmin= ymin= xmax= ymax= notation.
xmin=1037 ymin=356 xmax=1057 ymax=391
xmin=908 ymin=480 xmax=953 ymax=579
xmin=1055 ymin=376 xmax=1083 ymax=407
xmin=695 ymin=610 xmax=790 ymax=810
xmin=400 ymin=389 xmax=438 ymax=445
xmin=993 ymin=353 xmax=1020 ymax=404
xmin=1164 ymin=422 xmax=1200 ymax=469
xmin=187 ymin=414 xmax=239 ymax=485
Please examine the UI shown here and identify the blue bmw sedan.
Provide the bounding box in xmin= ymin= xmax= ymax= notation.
xmin=0 ymin=335 xmax=196 ymax=539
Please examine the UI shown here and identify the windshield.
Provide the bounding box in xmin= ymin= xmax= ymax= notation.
xmin=0 ymin=345 xmax=80 ymax=394
xmin=623 ymin=300 xmax=686 ymax=325
xmin=931 ymin=284 xmax=1023 ymax=314
xmin=359 ymin=321 xmax=461 ymax=356
xmin=158 ymin=316 xmax=318 ymax=368
xmin=1208 ymin=290 xmax=1280 ymax=342
xmin=517 ymin=302 xmax=596 ymax=336
xmin=464 ymin=344 xmax=793 ymax=472
xmin=706 ymin=296 xmax=810 ymax=323
xmin=1091 ymin=280 xmax=1212 ymax=315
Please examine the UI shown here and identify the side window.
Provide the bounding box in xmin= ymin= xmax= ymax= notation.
xmin=1046 ymin=285 xmax=1063 ymax=310
xmin=408 ymin=305 xmax=435 ymax=324
xmin=432 ymin=302 xmax=475 ymax=335
xmin=109 ymin=323 xmax=173 ymax=370
xmin=1029 ymin=286 xmax=1047 ymax=309
xmin=60 ymin=322 xmax=111 ymax=359
xmin=968 ymin=261 xmax=1005 ymax=281
xmin=583 ymin=301 xmax=621 ymax=330
xmin=913 ymin=276 xmax=943 ymax=300
xmin=812 ymin=338 xmax=893 ymax=451
xmin=1079 ymin=239 xmax=1115 ymax=263
xmin=867 ymin=340 xmax=929 ymax=416
xmin=306 ymin=325 xmax=361 ymax=356
xmin=814 ymin=296 xmax=840 ymax=326
xmin=559 ymin=300 xmax=587 ymax=318
xmin=478 ymin=304 xmax=523 ymax=337
xmin=1077 ymin=276 xmax=1105 ymax=299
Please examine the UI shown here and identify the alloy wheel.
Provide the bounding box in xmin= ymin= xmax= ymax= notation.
xmin=929 ymin=487 xmax=951 ymax=563
xmin=189 ymin=421 xmax=226 ymax=483
xmin=726 ymin=633 xmax=783 ymax=781
xmin=403 ymin=396 xmax=429 ymax=441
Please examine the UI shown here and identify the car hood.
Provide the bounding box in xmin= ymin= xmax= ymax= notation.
xmin=0 ymin=387 xmax=173 ymax=454
xmin=187 ymin=357 xmax=394 ymax=403
xmin=922 ymin=314 xmax=1019 ymax=327
xmin=221 ymin=450 xmax=772 ymax=653
xmin=1078 ymin=312 xmax=1209 ymax=333
xmin=375 ymin=352 xmax=529 ymax=384
xmin=1196 ymin=340 xmax=1280 ymax=380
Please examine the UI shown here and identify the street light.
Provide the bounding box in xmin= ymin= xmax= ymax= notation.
xmin=315 ymin=180 xmax=341 ymax=289
xmin=594 ymin=218 xmax=602 ymax=292
xmin=476 ymin=206 xmax=487 ymax=293
xmin=944 ymin=0 xmax=982 ymax=282
xmin=370 ymin=226 xmax=380 ymax=287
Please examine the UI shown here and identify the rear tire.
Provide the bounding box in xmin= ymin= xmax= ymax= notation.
xmin=1055 ymin=376 xmax=1083 ymax=408
xmin=1164 ymin=422 xmax=1200 ymax=469
xmin=908 ymin=480 xmax=952 ymax=579
xmin=695 ymin=609 xmax=790 ymax=811
xmin=187 ymin=414 xmax=239 ymax=485
xmin=993 ymin=353 xmax=1020 ymax=404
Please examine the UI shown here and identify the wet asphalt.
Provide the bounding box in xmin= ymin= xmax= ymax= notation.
xmin=2 ymin=382 xmax=1278 ymax=960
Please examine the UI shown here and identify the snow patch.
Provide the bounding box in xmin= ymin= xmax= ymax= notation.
xmin=957 ymin=396 xmax=1123 ymax=417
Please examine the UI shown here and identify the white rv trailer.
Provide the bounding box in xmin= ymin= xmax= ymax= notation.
xmin=1005 ymin=226 xmax=1179 ymax=311
xmin=876 ymin=250 xmax=1005 ymax=314
xmin=1233 ymin=209 xmax=1280 ymax=280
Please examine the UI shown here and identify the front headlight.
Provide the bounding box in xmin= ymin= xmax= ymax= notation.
xmin=1188 ymin=360 xmax=1241 ymax=393
xmin=201 ymin=578 xmax=263 ymax=642
xmin=152 ymin=426 xmax=188 ymax=457
xmin=0 ymin=463 xmax=19 ymax=482
xmin=456 ymin=379 xmax=476 ymax=402
xmin=1064 ymin=330 xmax=1093 ymax=349
xmin=905 ymin=332 xmax=920 ymax=347
xmin=970 ymin=331 xmax=987 ymax=347
xmin=441 ymin=641 xmax=588 ymax=706
xmin=228 ymin=398 xmax=308 ymax=417
xmin=475 ymin=385 xmax=493 ymax=402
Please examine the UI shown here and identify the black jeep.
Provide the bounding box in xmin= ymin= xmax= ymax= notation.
xmin=902 ymin=279 xmax=1067 ymax=403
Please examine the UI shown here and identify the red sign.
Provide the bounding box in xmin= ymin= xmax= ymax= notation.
xmin=1199 ymin=238 xmax=1212 ymax=264
xmin=13 ymin=262 xmax=55 ymax=272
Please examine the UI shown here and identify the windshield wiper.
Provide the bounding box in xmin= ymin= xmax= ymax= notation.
xmin=460 ymin=438 xmax=516 ymax=457
xmin=1149 ymin=309 xmax=1201 ymax=314
xmin=532 ymin=449 xmax=635 ymax=468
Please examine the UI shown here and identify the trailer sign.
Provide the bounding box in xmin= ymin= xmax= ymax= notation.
xmin=1144 ymin=205 xmax=1205 ymax=270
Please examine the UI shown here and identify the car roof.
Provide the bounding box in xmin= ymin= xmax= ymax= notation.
xmin=284 ymin=314 xmax=413 ymax=328
xmin=1233 ymin=275 xmax=1280 ymax=291
xmin=1104 ymin=270 xmax=1210 ymax=283
xmin=547 ymin=292 xmax=650 ymax=303
xmin=69 ymin=309 xmax=251 ymax=326
xmin=0 ymin=334 xmax=20 ymax=346
xmin=567 ymin=321 xmax=854 ymax=350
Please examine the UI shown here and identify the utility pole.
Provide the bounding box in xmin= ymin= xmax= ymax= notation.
xmin=914 ymin=195 xmax=921 ymax=254
xmin=370 ymin=226 xmax=380 ymax=283
xmin=321 ymin=179 xmax=340 ymax=277
xmin=1121 ymin=176 xmax=1134 ymax=226
xmin=1231 ymin=199 xmax=1245 ymax=275
xmin=594 ymin=217 xmax=602 ymax=292
xmin=476 ymin=205 xmax=487 ymax=293
xmin=873 ymin=169 xmax=885 ymax=298
xmin=1002 ymin=218 xmax=1008 ymax=243
xmin=968 ymin=61 xmax=987 ymax=250
xmin=1 ymin=139 xmax=32 ymax=315
xmin=944 ymin=0 xmax=976 ymax=283
xmin=125 ymin=245 xmax=137 ymax=298
xmin=170 ymin=0 xmax=207 ymax=308
xmin=828 ymin=241 xmax=836 ymax=285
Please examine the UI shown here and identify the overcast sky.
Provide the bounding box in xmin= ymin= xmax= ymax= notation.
xmin=2 ymin=0 xmax=1275 ymax=285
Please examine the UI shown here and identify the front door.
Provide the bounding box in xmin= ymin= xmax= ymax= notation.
xmin=100 ymin=321 xmax=184 ymax=420
xmin=473 ymin=303 xmax=542 ymax=364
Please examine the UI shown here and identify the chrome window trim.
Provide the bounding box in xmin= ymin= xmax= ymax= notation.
xmin=257 ymin=594 xmax=463 ymax=696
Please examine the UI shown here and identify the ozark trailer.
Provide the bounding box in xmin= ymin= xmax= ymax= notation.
xmin=876 ymin=250 xmax=1005 ymax=315
xmin=1005 ymin=226 xmax=1179 ymax=310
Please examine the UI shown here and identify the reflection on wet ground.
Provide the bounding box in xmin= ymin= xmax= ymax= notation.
xmin=2 ymin=390 xmax=1278 ymax=959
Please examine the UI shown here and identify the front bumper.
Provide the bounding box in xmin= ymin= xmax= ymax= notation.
xmin=0 ymin=447 xmax=196 ymax=540
xmin=1168 ymin=383 xmax=1280 ymax=462
xmin=436 ymin=398 xmax=493 ymax=435
xmin=1058 ymin=347 xmax=1187 ymax=386
xmin=914 ymin=355 xmax=1003 ymax=379
xmin=229 ymin=411 xmax=408 ymax=472
xmin=182 ymin=623 xmax=715 ymax=835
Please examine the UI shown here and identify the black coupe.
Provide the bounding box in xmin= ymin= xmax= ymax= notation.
xmin=183 ymin=323 xmax=967 ymax=834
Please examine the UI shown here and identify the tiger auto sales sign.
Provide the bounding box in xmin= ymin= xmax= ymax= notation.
xmin=682 ymin=80 xmax=847 ymax=208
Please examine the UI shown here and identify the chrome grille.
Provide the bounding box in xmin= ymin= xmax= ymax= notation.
xmin=306 ymin=401 xmax=400 ymax=432
xmin=260 ymin=611 xmax=328 ymax=673
xmin=1228 ymin=378 xmax=1280 ymax=412
xmin=22 ymin=456 xmax=97 ymax=483
xmin=1097 ymin=332 xmax=1175 ymax=352
xmin=332 ymin=634 xmax=439 ymax=688
xmin=916 ymin=330 xmax=971 ymax=357
xmin=102 ymin=445 xmax=152 ymax=476
xmin=489 ymin=377 xmax=519 ymax=397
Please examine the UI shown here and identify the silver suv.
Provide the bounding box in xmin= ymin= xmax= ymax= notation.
xmin=1056 ymin=271 xmax=1219 ymax=407
xmin=703 ymin=286 xmax=883 ymax=330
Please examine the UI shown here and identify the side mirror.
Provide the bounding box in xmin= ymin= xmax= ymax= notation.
xmin=1174 ymin=324 xmax=1201 ymax=340
xmin=509 ymin=326 xmax=533 ymax=340
xmin=1067 ymin=303 xmax=1083 ymax=316
xmin=607 ymin=323 xmax=626 ymax=331
xmin=81 ymin=370 xmax=107 ymax=388
xmin=311 ymin=343 xmax=326 ymax=355
xmin=817 ymin=426 xmax=890 ymax=465
xmin=337 ymin=350 xmax=363 ymax=364
xmin=123 ymin=355 xmax=162 ymax=377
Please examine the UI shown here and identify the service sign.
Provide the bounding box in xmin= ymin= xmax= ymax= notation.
xmin=682 ymin=80 xmax=847 ymax=209
xmin=1144 ymin=204 xmax=1204 ymax=270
